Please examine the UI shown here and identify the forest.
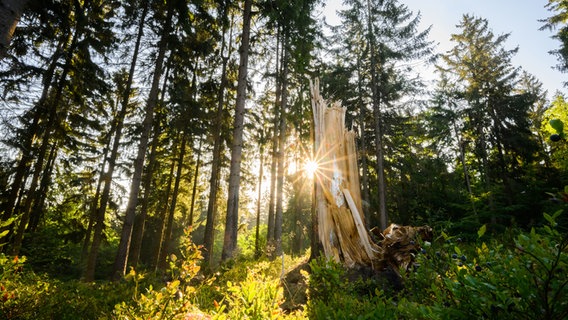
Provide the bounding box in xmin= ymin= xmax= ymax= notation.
xmin=0 ymin=0 xmax=567 ymax=318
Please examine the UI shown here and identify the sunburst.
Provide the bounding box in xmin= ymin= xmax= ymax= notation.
xmin=304 ymin=159 xmax=319 ymax=178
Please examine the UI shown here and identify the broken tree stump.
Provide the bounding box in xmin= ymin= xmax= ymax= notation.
xmin=309 ymin=78 xmax=432 ymax=273
xmin=309 ymin=78 xmax=381 ymax=267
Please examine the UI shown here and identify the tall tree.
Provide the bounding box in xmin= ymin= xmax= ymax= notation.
xmin=84 ymin=0 xmax=147 ymax=281
xmin=112 ymin=0 xmax=174 ymax=280
xmin=437 ymin=15 xmax=541 ymax=223
xmin=221 ymin=0 xmax=252 ymax=261
xmin=330 ymin=0 xmax=434 ymax=230
xmin=203 ymin=0 xmax=233 ymax=266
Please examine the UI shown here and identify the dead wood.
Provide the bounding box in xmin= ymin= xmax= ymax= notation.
xmin=309 ymin=78 xmax=432 ymax=275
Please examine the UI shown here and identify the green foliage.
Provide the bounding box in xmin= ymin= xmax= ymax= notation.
xmin=2 ymin=215 xmax=567 ymax=319
xmin=0 ymin=254 xmax=130 ymax=319
xmin=306 ymin=213 xmax=567 ymax=319
xmin=113 ymin=228 xmax=207 ymax=319
xmin=405 ymin=215 xmax=568 ymax=319
xmin=305 ymin=256 xmax=402 ymax=319
xmin=214 ymin=266 xmax=285 ymax=320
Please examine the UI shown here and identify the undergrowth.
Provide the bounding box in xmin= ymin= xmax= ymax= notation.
xmin=1 ymin=213 xmax=567 ymax=319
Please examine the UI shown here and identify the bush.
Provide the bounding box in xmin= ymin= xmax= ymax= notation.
xmin=404 ymin=211 xmax=568 ymax=319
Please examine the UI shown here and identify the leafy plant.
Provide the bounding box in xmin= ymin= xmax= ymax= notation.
xmin=113 ymin=227 xmax=208 ymax=319
xmin=405 ymin=212 xmax=568 ymax=319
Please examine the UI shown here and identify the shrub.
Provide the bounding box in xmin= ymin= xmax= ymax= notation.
xmin=404 ymin=211 xmax=568 ymax=319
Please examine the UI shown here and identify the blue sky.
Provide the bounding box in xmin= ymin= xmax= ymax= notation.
xmin=320 ymin=0 xmax=566 ymax=96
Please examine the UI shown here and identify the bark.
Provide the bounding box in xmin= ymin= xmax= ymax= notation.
xmin=254 ymin=145 xmax=264 ymax=259
xmin=274 ymin=43 xmax=289 ymax=257
xmin=188 ymin=138 xmax=202 ymax=226
xmin=157 ymin=134 xmax=187 ymax=271
xmin=11 ymin=19 xmax=79 ymax=253
xmin=1 ymin=35 xmax=66 ymax=224
xmin=266 ymin=27 xmax=281 ymax=246
xmin=28 ymin=142 xmax=57 ymax=232
xmin=186 ymin=64 xmax=201 ymax=226
xmin=153 ymin=155 xmax=176 ymax=271
xmin=203 ymin=1 xmax=231 ymax=266
xmin=84 ymin=1 xmax=147 ymax=281
xmin=309 ymin=101 xmax=321 ymax=261
xmin=81 ymin=130 xmax=111 ymax=263
xmin=221 ymin=0 xmax=252 ymax=261
xmin=356 ymin=53 xmax=371 ymax=224
xmin=366 ymin=0 xmax=387 ymax=230
xmin=0 ymin=0 xmax=28 ymax=58
xmin=130 ymin=59 xmax=170 ymax=268
xmin=112 ymin=0 xmax=172 ymax=280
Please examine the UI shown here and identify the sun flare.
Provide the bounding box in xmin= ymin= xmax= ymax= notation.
xmin=304 ymin=160 xmax=319 ymax=177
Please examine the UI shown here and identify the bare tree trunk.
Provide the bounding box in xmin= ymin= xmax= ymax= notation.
xmin=221 ymin=0 xmax=252 ymax=261
xmin=153 ymin=156 xmax=176 ymax=271
xmin=28 ymin=142 xmax=57 ymax=231
xmin=112 ymin=0 xmax=172 ymax=280
xmin=274 ymin=41 xmax=289 ymax=258
xmin=0 ymin=0 xmax=28 ymax=58
xmin=203 ymin=1 xmax=232 ymax=266
xmin=188 ymin=138 xmax=202 ymax=226
xmin=0 ymin=35 xmax=66 ymax=227
xmin=266 ymin=27 xmax=281 ymax=248
xmin=366 ymin=0 xmax=387 ymax=231
xmin=10 ymin=22 xmax=79 ymax=252
xmin=309 ymin=100 xmax=321 ymax=261
xmin=157 ymin=133 xmax=187 ymax=271
xmin=356 ymin=53 xmax=371 ymax=224
xmin=81 ymin=133 xmax=111 ymax=263
xmin=130 ymin=59 xmax=170 ymax=268
xmin=254 ymin=145 xmax=264 ymax=259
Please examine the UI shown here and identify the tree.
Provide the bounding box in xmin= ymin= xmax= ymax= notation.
xmin=112 ymin=0 xmax=174 ymax=280
xmin=0 ymin=0 xmax=29 ymax=58
xmin=3 ymin=0 xmax=118 ymax=255
xmin=436 ymin=15 xmax=542 ymax=224
xmin=84 ymin=0 xmax=148 ymax=281
xmin=203 ymin=0 xmax=234 ymax=266
xmin=328 ymin=0 xmax=434 ymax=230
xmin=542 ymin=0 xmax=568 ymax=80
xmin=221 ymin=0 xmax=252 ymax=261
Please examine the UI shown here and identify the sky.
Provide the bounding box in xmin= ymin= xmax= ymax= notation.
xmin=319 ymin=0 xmax=566 ymax=96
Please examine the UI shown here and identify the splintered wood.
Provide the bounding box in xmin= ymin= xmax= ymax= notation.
xmin=309 ymin=79 xmax=381 ymax=267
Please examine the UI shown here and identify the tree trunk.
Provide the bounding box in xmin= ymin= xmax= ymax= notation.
xmin=1 ymin=34 xmax=66 ymax=225
xmin=112 ymin=0 xmax=172 ymax=280
xmin=274 ymin=41 xmax=289 ymax=258
xmin=157 ymin=133 xmax=187 ymax=271
xmin=153 ymin=155 xmax=176 ymax=271
xmin=188 ymin=137 xmax=202 ymax=226
xmin=83 ymin=2 xmax=147 ymax=281
xmin=356 ymin=53 xmax=371 ymax=224
xmin=254 ymin=144 xmax=264 ymax=259
xmin=203 ymin=1 xmax=232 ymax=266
xmin=267 ymin=27 xmax=281 ymax=248
xmin=28 ymin=142 xmax=57 ymax=232
xmin=366 ymin=0 xmax=387 ymax=231
xmin=81 ymin=130 xmax=111 ymax=264
xmin=221 ymin=0 xmax=252 ymax=261
xmin=0 ymin=0 xmax=28 ymax=58
xmin=10 ymin=21 xmax=79 ymax=252
xmin=309 ymin=78 xmax=381 ymax=267
xmin=130 ymin=59 xmax=170 ymax=268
